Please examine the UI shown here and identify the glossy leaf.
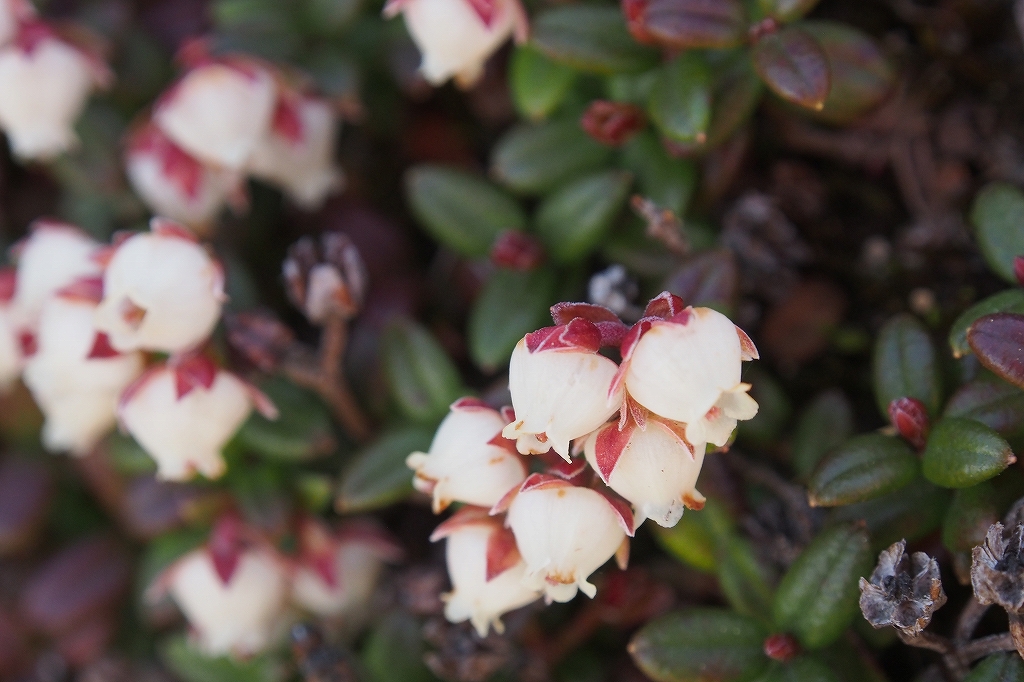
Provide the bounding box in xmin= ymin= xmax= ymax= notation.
xmin=664 ymin=249 xmax=740 ymax=314
xmin=629 ymin=608 xmax=769 ymax=682
xmin=405 ymin=166 xmax=526 ymax=257
xmin=237 ymin=378 xmax=335 ymax=461
xmin=950 ymin=290 xmax=1024 ymax=358
xmin=160 ymin=634 xmax=283 ymax=682
xmin=468 ymin=268 xmax=557 ymax=372
xmin=968 ymin=314 xmax=1024 ymax=390
xmin=621 ymin=130 xmax=698 ymax=215
xmin=829 ymin=477 xmax=949 ymax=551
xmin=535 ymin=170 xmax=633 ymax=263
xmin=632 ymin=0 xmax=746 ymax=49
xmin=532 ymin=6 xmax=660 ymax=74
xmin=738 ymin=366 xmax=792 ymax=447
xmin=490 ymin=120 xmax=612 ymax=195
xmin=872 ymin=314 xmax=941 ymax=418
xmin=922 ymin=417 xmax=1015 ymax=488
xmin=382 ymin=320 xmax=464 ymax=424
xmin=808 ymin=434 xmax=918 ymax=507
xmin=945 ymin=377 xmax=1024 ymax=437
xmin=654 ymin=496 xmax=734 ymax=573
xmin=753 ymin=658 xmax=840 ymax=682
xmin=773 ymin=524 xmax=872 ymax=649
xmin=791 ymin=390 xmax=854 ymax=481
xmin=510 ymin=46 xmax=577 ymax=121
xmin=648 ymin=53 xmax=712 ymax=144
xmin=942 ymin=482 xmax=999 ymax=552
xmin=753 ymin=27 xmax=830 ymax=111
xmin=971 ymin=183 xmax=1024 ymax=284
xmin=363 ymin=611 xmax=437 ymax=682
xmin=335 ymin=426 xmax=434 ymax=513
xmin=718 ymin=535 xmax=775 ymax=621
xmin=758 ymin=0 xmax=821 ymax=23
xmin=964 ymin=653 xmax=1024 ymax=682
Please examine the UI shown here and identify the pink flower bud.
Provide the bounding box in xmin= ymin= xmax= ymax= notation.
xmin=154 ymin=59 xmax=277 ymax=170
xmin=503 ymin=475 xmax=632 ymax=603
xmin=246 ymin=91 xmax=343 ymax=209
xmin=620 ymin=299 xmax=759 ymax=447
xmin=94 ymin=219 xmax=225 ymax=353
xmin=283 ymin=232 xmax=367 ymax=324
xmin=430 ymin=507 xmax=540 ymax=636
xmin=24 ymin=283 xmax=143 ymax=454
xmin=502 ymin=320 xmax=624 ymax=461
xmin=407 ymin=398 xmax=527 ymax=513
xmin=383 ymin=0 xmax=528 ymax=87
xmin=888 ymin=397 xmax=929 ymax=450
xmin=0 ymin=22 xmax=110 ymax=159
xmin=580 ymin=100 xmax=646 ymax=147
xmin=119 ymin=360 xmax=265 ymax=480
xmin=125 ymin=120 xmax=243 ymax=228
xmin=164 ymin=546 xmax=288 ymax=656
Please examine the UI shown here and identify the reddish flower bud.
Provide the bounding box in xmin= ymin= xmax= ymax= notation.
xmin=283 ymin=233 xmax=368 ymax=324
xmin=1015 ymin=255 xmax=1024 ymax=287
xmin=489 ymin=230 xmax=545 ymax=270
xmin=763 ymin=633 xmax=801 ymax=662
xmin=580 ymin=100 xmax=646 ymax=147
xmin=888 ymin=397 xmax=929 ymax=450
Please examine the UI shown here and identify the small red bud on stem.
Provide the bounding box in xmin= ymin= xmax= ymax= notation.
xmin=763 ymin=633 xmax=801 ymax=662
xmin=581 ymin=101 xmax=646 ymax=147
xmin=888 ymin=397 xmax=930 ymax=450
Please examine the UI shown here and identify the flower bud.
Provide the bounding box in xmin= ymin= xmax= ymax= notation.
xmin=407 ymin=398 xmax=527 ymax=513
xmin=430 ymin=507 xmax=540 ymax=636
xmin=888 ymin=397 xmax=929 ymax=450
xmin=154 ymin=57 xmax=277 ymax=170
xmin=489 ymin=230 xmax=544 ymax=271
xmin=23 ymin=280 xmax=143 ymax=454
xmin=580 ymin=101 xmax=645 ymax=147
xmin=283 ymin=232 xmax=367 ymax=324
xmin=620 ymin=296 xmax=759 ymax=447
xmin=501 ymin=474 xmax=632 ymax=603
xmin=119 ymin=356 xmax=273 ymax=480
xmin=0 ymin=269 xmax=23 ymax=389
xmin=94 ymin=219 xmax=225 ymax=354
xmin=11 ymin=220 xmax=101 ymax=330
xmin=860 ymin=540 xmax=946 ymax=636
xmin=763 ymin=633 xmax=801 ymax=662
xmin=246 ymin=90 xmax=343 ymax=209
xmin=584 ymin=403 xmax=706 ymax=528
xmin=164 ymin=544 xmax=288 ymax=657
xmin=125 ymin=120 xmax=242 ymax=228
xmin=502 ymin=319 xmax=624 ymax=461
xmin=383 ymin=0 xmax=528 ymax=88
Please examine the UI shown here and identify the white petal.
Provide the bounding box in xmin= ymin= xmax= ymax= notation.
xmin=13 ymin=224 xmax=100 ymax=329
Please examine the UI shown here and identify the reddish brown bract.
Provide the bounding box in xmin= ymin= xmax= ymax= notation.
xmin=581 ymin=101 xmax=646 ymax=147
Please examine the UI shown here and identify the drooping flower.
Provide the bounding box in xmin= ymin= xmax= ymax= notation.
xmin=431 ymin=507 xmax=540 ymax=636
xmin=584 ymin=398 xmax=706 ymax=528
xmin=498 ymin=474 xmax=632 ymax=603
xmin=619 ymin=293 xmax=759 ymax=447
xmin=0 ymin=21 xmax=111 ymax=159
xmin=502 ymin=319 xmax=624 ymax=461
xmin=23 ymin=278 xmax=143 ymax=454
xmin=407 ymin=398 xmax=527 ymax=513
xmin=383 ymin=0 xmax=529 ymax=88
xmin=282 ymin=232 xmax=367 ymax=325
xmin=860 ymin=540 xmax=946 ymax=636
xmin=94 ymin=219 xmax=225 ymax=354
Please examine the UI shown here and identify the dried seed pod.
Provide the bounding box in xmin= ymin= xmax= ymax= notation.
xmin=972 ymin=523 xmax=1024 ymax=615
xmin=859 ymin=540 xmax=946 ymax=636
xmin=283 ymin=233 xmax=368 ymax=324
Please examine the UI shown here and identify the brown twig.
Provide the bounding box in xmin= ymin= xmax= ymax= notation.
xmin=896 ymin=631 xmax=969 ymax=680
xmin=959 ymin=632 xmax=1017 ymax=663
xmin=954 ymin=597 xmax=989 ymax=645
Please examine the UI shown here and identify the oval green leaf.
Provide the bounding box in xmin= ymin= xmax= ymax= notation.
xmin=335 ymin=425 xmax=434 ymax=514
xmin=382 ymin=320 xmax=464 ymax=424
xmin=490 ymin=120 xmax=612 ymax=195
xmin=510 ymin=45 xmax=577 ymax=121
xmin=829 ymin=477 xmax=949 ymax=551
xmin=532 ymin=6 xmax=660 ymax=74
xmin=808 ymin=434 xmax=918 ymax=508
xmin=753 ymin=27 xmax=831 ymax=111
xmin=964 ymin=653 xmax=1024 ymax=682
xmin=621 ymin=130 xmax=698 ymax=215
xmin=648 ymin=52 xmax=712 ymax=144
xmin=791 ymin=390 xmax=854 ymax=481
xmin=971 ymin=183 xmax=1024 ymax=283
xmin=942 ymin=482 xmax=999 ymax=552
xmin=468 ymin=267 xmax=557 ymax=373
xmin=872 ymin=313 xmax=941 ymax=418
xmin=922 ymin=417 xmax=1015 ymax=488
xmin=753 ymin=658 xmax=840 ymax=682
xmin=535 ymin=170 xmax=633 ymax=263
xmin=236 ymin=377 xmax=335 ymax=461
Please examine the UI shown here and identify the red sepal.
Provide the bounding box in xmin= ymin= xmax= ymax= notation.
xmin=595 ymin=486 xmax=636 ymax=537
xmin=170 ymin=353 xmax=217 ymax=400
xmin=0 ymin=269 xmax=16 ymax=304
xmin=490 ymin=230 xmax=545 ymax=271
xmin=1015 ymin=256 xmax=1024 ymax=287
xmin=19 ymin=331 xmax=36 ymax=358
xmin=737 ymin=327 xmax=759 ymax=361
xmin=151 ymin=217 xmax=199 ymax=243
xmin=609 ymin=318 xmax=655 ymax=398
xmin=594 ymin=420 xmax=635 ymax=484
xmin=550 ymin=302 xmax=629 ymax=347
xmin=485 ymin=525 xmax=521 ymax=581
xmin=465 ymin=0 xmax=497 ymax=26
xmin=299 ymin=518 xmax=339 ymax=588
xmin=430 ymin=506 xmax=494 ymax=542
xmin=491 ymin=473 xmax=574 ymax=515
xmin=451 ymin=396 xmax=491 ymax=412
xmin=643 ymin=292 xmax=687 ymax=320
xmin=541 ymin=451 xmax=589 ymax=480
xmin=13 ymin=20 xmax=56 ymax=54
xmin=208 ymin=512 xmax=245 ymax=586
xmin=650 ymin=415 xmax=695 ymax=458
xmin=499 ymin=405 xmax=515 ymax=424
xmin=580 ymin=100 xmax=646 ymax=147
xmin=87 ymin=333 xmax=120 ymax=359
xmin=888 ymin=397 xmax=930 ymax=450
xmin=525 ymin=318 xmax=601 ymax=354
xmin=127 ymin=121 xmax=206 ymax=201
xmin=56 ymin=276 xmax=103 ymax=304
xmin=271 ymin=93 xmax=305 ymax=146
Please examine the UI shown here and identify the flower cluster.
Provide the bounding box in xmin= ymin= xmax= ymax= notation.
xmin=126 ymin=41 xmax=343 ymax=230
xmin=409 ymin=293 xmax=758 ymax=635
xmin=0 ymin=216 xmax=276 ymax=478
xmin=149 ymin=514 xmax=400 ymax=657
xmin=0 ymin=0 xmax=111 ymax=159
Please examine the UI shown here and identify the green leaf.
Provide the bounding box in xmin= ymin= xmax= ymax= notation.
xmin=971 ymin=183 xmax=1024 ymax=283
xmin=773 ymin=524 xmax=872 ymax=649
xmin=949 ymin=290 xmax=1024 ymax=358
xmin=718 ymin=536 xmax=775 ymax=622
xmin=236 ymin=378 xmax=335 ymax=461
xmin=872 ymin=313 xmax=941 ymax=418
xmin=621 ymin=130 xmax=698 ymax=215
xmin=752 ymin=27 xmax=831 ymax=111
xmin=468 ymin=268 xmax=557 ymax=373
xmin=382 ymin=320 xmax=464 ymax=424
xmin=808 ymin=434 xmax=918 ymax=508
xmin=336 ymin=426 xmax=434 ymax=513
xmin=654 ymin=496 xmax=734 ymax=573
xmin=945 ymin=377 xmax=1024 ymax=437
xmin=758 ymin=0 xmax=821 ymax=22
xmin=753 ymin=658 xmax=840 ymax=682
xmin=531 ymin=6 xmax=660 ymax=75
xmin=535 ymin=170 xmax=633 ymax=263
xmin=160 ymin=634 xmax=283 ymax=682
xmin=964 ymin=653 xmax=1024 ymax=682
xmin=363 ymin=611 xmax=438 ymax=682
xmin=829 ymin=477 xmax=949 ymax=551
xmin=490 ymin=120 xmax=612 ymax=195
xmin=629 ymin=608 xmax=770 ymax=682
xmin=510 ymin=46 xmax=577 ymax=121
xmin=738 ymin=366 xmax=792 ymax=447
xmin=922 ymin=417 xmax=1015 ymax=488
xmin=942 ymin=482 xmax=999 ymax=552
xmin=791 ymin=390 xmax=854 ymax=481
xmin=648 ymin=53 xmax=712 ymax=144
xmin=405 ymin=165 xmax=526 ymax=257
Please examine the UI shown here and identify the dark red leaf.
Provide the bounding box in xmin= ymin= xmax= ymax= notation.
xmin=968 ymin=313 xmax=1024 ymax=390
xmin=643 ymin=291 xmax=687 ymax=320
xmin=752 ymin=26 xmax=831 ymax=110
xmin=625 ymin=0 xmax=745 ymax=49
xmin=525 ymin=318 xmax=601 ymax=353
xmin=490 ymin=230 xmax=545 ymax=270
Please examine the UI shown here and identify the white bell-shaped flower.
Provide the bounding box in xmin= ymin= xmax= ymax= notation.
xmin=94 ymin=219 xmax=225 ymax=354
xmin=383 ymin=0 xmax=528 ymax=87
xmin=125 ymin=121 xmax=241 ymax=228
xmin=11 ymin=220 xmax=101 ymax=329
xmin=246 ymin=92 xmax=343 ymax=209
xmin=502 ymin=320 xmax=623 ymax=461
xmin=431 ymin=507 xmax=540 ymax=636
xmin=621 ymin=302 xmax=759 ymax=447
xmin=584 ymin=404 xmax=707 ymax=529
xmin=0 ymin=270 xmax=23 ymax=390
xmin=407 ymin=398 xmax=527 ymax=513
xmin=0 ymin=23 xmax=110 ymax=159
xmin=503 ymin=475 xmax=631 ymax=603
xmin=119 ymin=358 xmax=267 ymax=480
xmin=23 ymin=281 xmax=143 ymax=454
xmin=166 ymin=546 xmax=288 ymax=657
xmin=154 ymin=59 xmax=277 ymax=170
